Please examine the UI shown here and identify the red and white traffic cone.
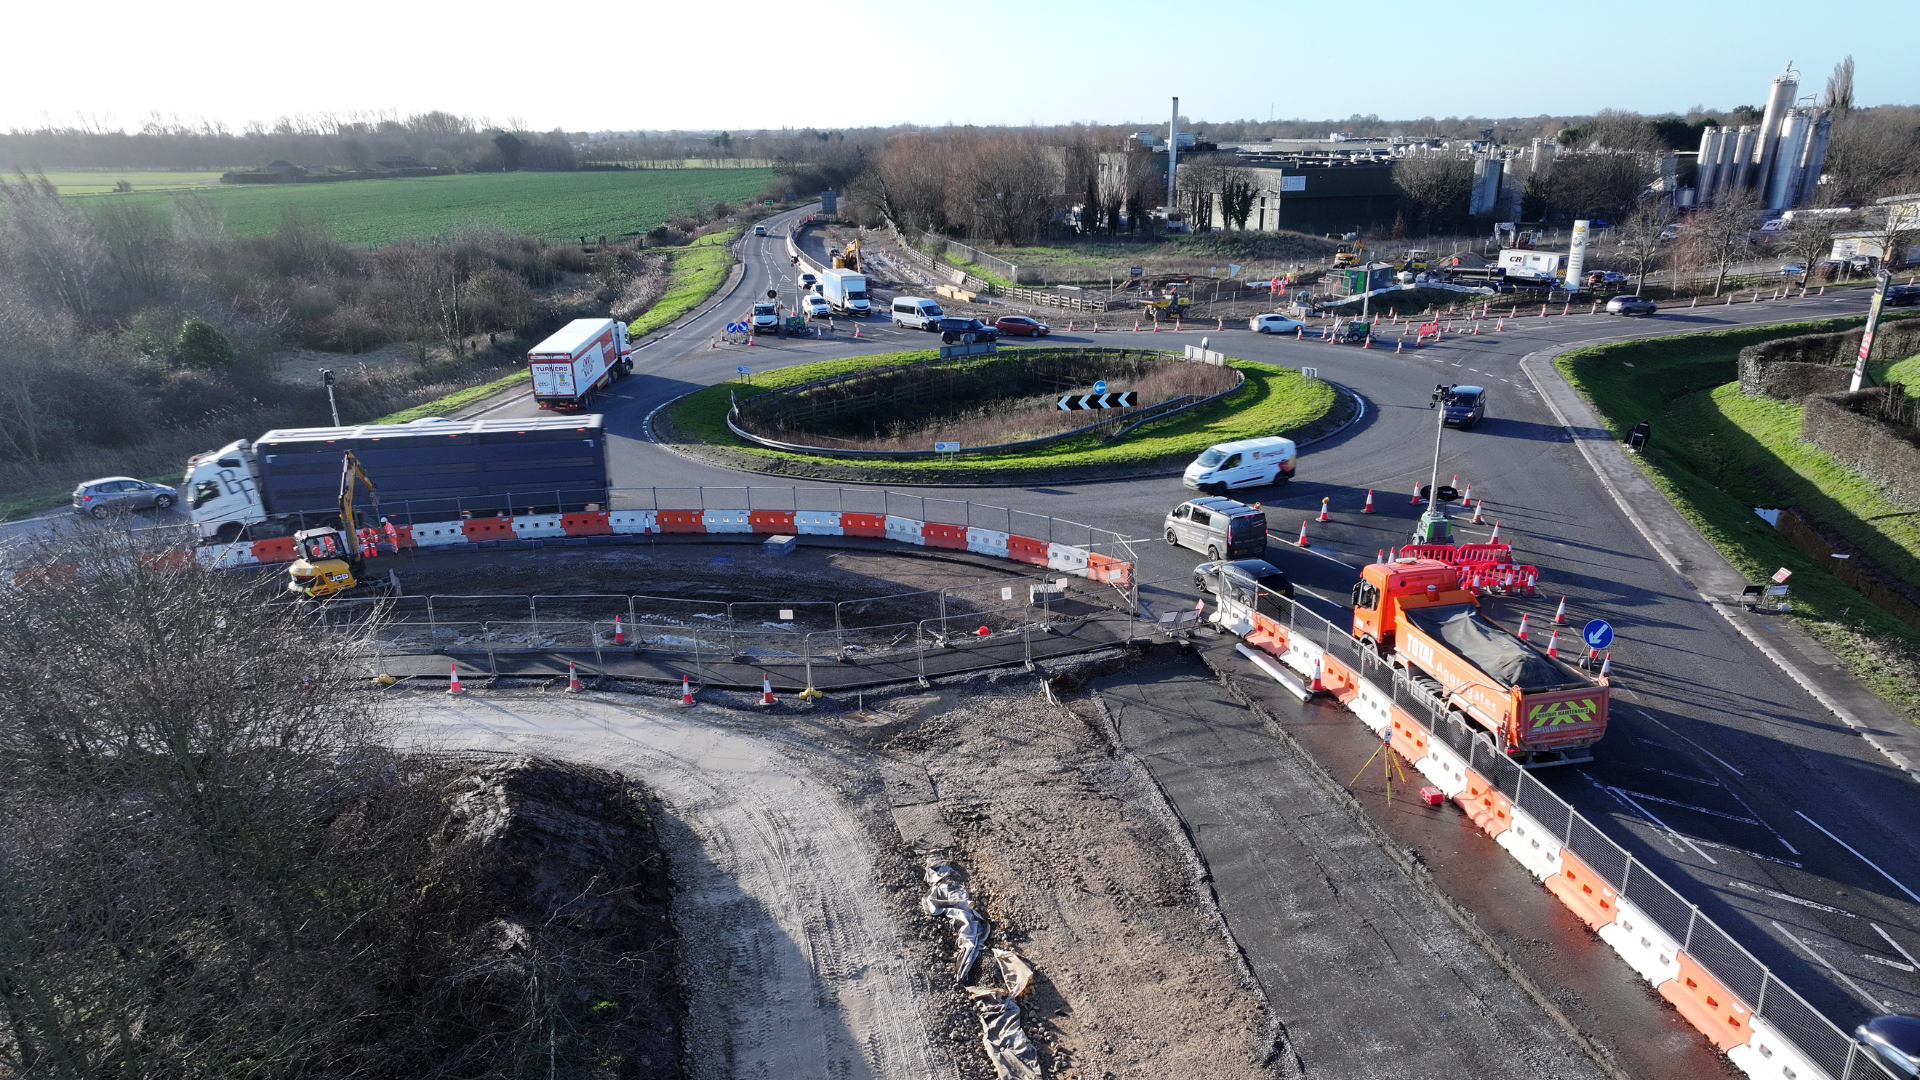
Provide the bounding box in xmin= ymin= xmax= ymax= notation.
xmin=1091 ymin=321 xmax=1100 ymax=332
xmin=1471 ymin=500 xmax=1484 ymax=524
xmin=760 ymin=675 xmax=775 ymax=706
xmin=1308 ymin=656 xmax=1326 ymax=694
xmin=853 ymin=323 xmax=861 ymax=338
xmin=1296 ymin=326 xmax=1303 ymax=340
xmin=1317 ymin=497 xmax=1330 ymax=522
xmin=1462 ymin=483 xmax=1472 ymax=503
xmin=1378 ymin=549 xmax=1385 ymax=563
xmin=1546 ymin=628 xmax=1560 ymax=658
xmin=613 ymin=615 xmax=626 ymax=645
xmin=1411 ymin=482 xmax=1422 ymax=504
xmin=1516 ymin=613 xmax=1529 ymax=640
xmin=1154 ymin=321 xmax=1163 ymax=332
xmin=1395 ymin=337 xmax=1403 ymax=353
xmin=1067 ymin=321 xmax=1074 ymax=331
xmin=1365 ymin=335 xmax=1372 ymax=348
xmin=1553 ymin=596 xmax=1568 ymax=624
xmin=1362 ymin=489 xmax=1375 ymax=514
xmin=1526 ymin=572 xmax=1538 ymax=595
xmin=1296 ymin=520 xmax=1310 ymax=548
xmin=1217 ymin=316 xmax=1224 ymax=330
xmin=1489 ymin=520 xmax=1501 ymax=542
xmin=710 ymin=336 xmax=717 ymax=349
xmin=567 ymin=660 xmax=583 ymax=692
xmin=1598 ymin=652 xmax=1612 ymax=678
xmin=680 ymin=674 xmax=694 ymax=705
xmin=1133 ymin=320 xmax=1140 ymax=331
xmin=1174 ymin=319 xmax=1182 ymax=331
xmin=1496 ymin=318 xmax=1505 ymax=331
xmin=1540 ymin=304 xmax=1548 ymax=318
xmin=447 ymin=664 xmax=464 ymax=694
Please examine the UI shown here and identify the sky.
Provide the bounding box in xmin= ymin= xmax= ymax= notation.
xmin=8 ymin=0 xmax=1918 ymax=134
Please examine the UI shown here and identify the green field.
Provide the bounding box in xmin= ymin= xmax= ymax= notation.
xmin=12 ymin=170 xmax=227 ymax=194
xmin=1556 ymin=316 xmax=1920 ymax=723
xmin=662 ymin=350 xmax=1340 ymax=482
xmin=67 ymin=170 xmax=778 ymax=245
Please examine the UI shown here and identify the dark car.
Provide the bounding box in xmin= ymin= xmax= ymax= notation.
xmin=1858 ymin=1014 xmax=1920 ymax=1077
xmin=1888 ymin=284 xmax=1920 ymax=308
xmin=1194 ymin=558 xmax=1293 ymax=600
xmin=1606 ymin=295 xmax=1658 ymax=315
xmin=935 ymin=317 xmax=999 ymax=344
xmin=994 ymin=314 xmax=1050 ymax=337
xmin=1443 ymin=384 xmax=1486 ymax=430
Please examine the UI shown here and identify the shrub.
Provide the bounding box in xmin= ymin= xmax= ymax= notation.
xmin=173 ymin=318 xmax=236 ymax=370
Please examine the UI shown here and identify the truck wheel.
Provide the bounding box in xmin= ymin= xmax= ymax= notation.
xmin=1165 ymin=529 xmax=1179 ymax=546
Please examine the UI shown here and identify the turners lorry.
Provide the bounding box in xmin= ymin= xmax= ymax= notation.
xmin=529 ymin=318 xmax=633 ymax=410
xmin=183 ymin=415 xmax=610 ymax=544
xmin=819 ymin=267 xmax=872 ymax=317
xmin=1350 ymin=556 xmax=1607 ymax=765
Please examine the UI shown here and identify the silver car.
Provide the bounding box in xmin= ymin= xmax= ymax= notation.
xmin=73 ymin=477 xmax=178 ymax=519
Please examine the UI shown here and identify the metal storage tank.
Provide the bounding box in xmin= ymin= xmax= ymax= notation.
xmin=1754 ymin=69 xmax=1800 ymax=197
xmin=1767 ymin=112 xmax=1810 ymax=211
xmin=1728 ymin=126 xmax=1757 ymax=193
xmin=1797 ymin=110 xmax=1833 ymax=207
xmin=1695 ymin=127 xmax=1723 ymax=200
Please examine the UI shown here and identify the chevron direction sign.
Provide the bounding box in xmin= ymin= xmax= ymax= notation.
xmin=1057 ymin=392 xmax=1136 ymax=411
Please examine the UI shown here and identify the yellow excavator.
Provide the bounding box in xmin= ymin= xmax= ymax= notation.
xmin=286 ymin=451 xmax=379 ymax=601
xmin=832 ymin=238 xmax=861 ymax=271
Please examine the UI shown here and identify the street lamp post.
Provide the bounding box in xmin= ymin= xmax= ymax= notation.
xmin=1416 ymin=384 xmax=1459 ymax=544
xmin=321 ymin=368 xmax=340 ymax=427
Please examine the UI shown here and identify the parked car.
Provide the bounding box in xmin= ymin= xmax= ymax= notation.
xmin=934 ymin=317 xmax=998 ymax=344
xmin=1442 ymin=385 xmax=1486 ymax=430
xmin=994 ymin=315 xmax=1050 ymax=337
xmin=1194 ymin=557 xmax=1293 ymax=600
xmin=1848 ymin=254 xmax=1876 ymax=271
xmin=1606 ymin=295 xmax=1658 ymax=316
xmin=1250 ymin=313 xmax=1304 ymax=334
xmin=1164 ymin=496 xmax=1268 ymax=561
xmin=73 ymin=477 xmax=177 ymax=519
xmin=802 ymin=295 xmax=833 ymax=319
xmin=749 ymin=302 xmax=780 ymax=332
xmin=1779 ymin=262 xmax=1807 ymax=276
xmin=1857 ymin=1014 xmax=1920 ymax=1077
xmin=1585 ymin=270 xmax=1627 ymax=286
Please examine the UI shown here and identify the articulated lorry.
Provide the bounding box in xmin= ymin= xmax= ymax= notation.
xmin=819 ymin=267 xmax=872 ymax=317
xmin=183 ymin=415 xmax=610 ymax=544
xmin=1350 ymin=556 xmax=1607 ymax=764
xmin=529 ymin=318 xmax=633 ymax=410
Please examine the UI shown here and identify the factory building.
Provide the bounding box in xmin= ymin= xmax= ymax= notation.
xmin=1693 ymin=65 xmax=1832 ymax=211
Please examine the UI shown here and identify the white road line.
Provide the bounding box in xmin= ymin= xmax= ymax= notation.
xmin=1795 ymin=811 xmax=1920 ymax=906
xmin=1632 ymin=709 xmax=1745 ymax=776
xmin=1590 ymin=779 xmax=1710 ymax=862
xmin=1875 ymin=923 xmax=1920 ymax=968
xmin=1609 ymin=788 xmax=1758 ymax=824
xmin=1726 ymin=879 xmax=1855 ymax=917
xmin=1691 ymin=837 xmax=1802 ymax=868
xmin=1863 ymin=954 xmax=1917 ymax=973
xmin=1773 ymin=919 xmax=1894 ymax=1012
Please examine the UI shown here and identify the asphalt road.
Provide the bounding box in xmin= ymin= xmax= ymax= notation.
xmin=439 ymin=211 xmax=1920 ymax=1038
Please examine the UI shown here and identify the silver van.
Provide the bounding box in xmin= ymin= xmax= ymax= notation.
xmin=1164 ymin=496 xmax=1268 ymax=560
xmin=892 ymin=297 xmax=944 ymax=330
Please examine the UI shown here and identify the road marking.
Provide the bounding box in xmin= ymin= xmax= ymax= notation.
xmin=1633 ymin=709 xmax=1744 ymax=776
xmin=1876 ymin=923 xmax=1920 ymax=968
xmin=1864 ymin=953 xmax=1916 ymax=973
xmin=1609 ymin=787 xmax=1759 ymax=824
xmin=1726 ymin=879 xmax=1855 ymax=916
xmin=1596 ymin=782 xmax=1717 ymax=863
xmin=1691 ymin=837 xmax=1802 ymax=867
xmin=1773 ymin=919 xmax=1894 ymax=1012
xmin=1795 ymin=811 xmax=1920 ymax=906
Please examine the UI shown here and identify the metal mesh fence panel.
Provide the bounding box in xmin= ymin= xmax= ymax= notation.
xmin=1435 ymin=712 xmax=1479 ymax=761
xmin=1514 ymin=771 xmax=1573 ymax=839
xmin=824 ymin=621 xmax=921 ymax=662
xmin=630 ymin=595 xmax=725 ymax=623
xmin=836 ymin=591 xmax=937 ymax=629
xmin=1480 ymin=744 xmax=1525 ymax=799
xmin=1623 ymin=866 xmax=1696 ymax=944
xmin=1760 ymin=979 xmax=1859 ymax=1080
xmin=430 ymin=594 xmax=534 ymax=623
xmin=1566 ymin=813 xmax=1631 ymax=889
xmin=532 ymin=594 xmax=629 ymax=625
xmin=1684 ymin=920 xmax=1767 ymax=1008
xmin=727 ymin=601 xmax=837 ymax=633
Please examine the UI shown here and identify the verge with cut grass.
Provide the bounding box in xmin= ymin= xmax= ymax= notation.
xmin=657 ymin=348 xmax=1343 ymax=483
xmin=1555 ymin=315 xmax=1920 ymax=724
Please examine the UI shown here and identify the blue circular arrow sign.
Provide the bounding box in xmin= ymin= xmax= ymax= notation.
xmin=1582 ymin=619 xmax=1614 ymax=650
xmin=1094 ymin=380 xmax=1108 ymax=395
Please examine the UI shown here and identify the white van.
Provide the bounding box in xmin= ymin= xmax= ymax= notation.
xmin=892 ymin=297 xmax=944 ymax=329
xmin=1182 ymin=436 xmax=1297 ymax=492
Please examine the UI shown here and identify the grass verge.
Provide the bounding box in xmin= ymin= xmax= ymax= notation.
xmin=630 ymin=229 xmax=738 ymax=337
xmin=658 ymin=348 xmax=1340 ymax=483
xmin=1555 ymin=315 xmax=1920 ymax=725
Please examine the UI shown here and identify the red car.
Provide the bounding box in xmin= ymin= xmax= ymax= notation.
xmin=994 ymin=315 xmax=1050 ymax=337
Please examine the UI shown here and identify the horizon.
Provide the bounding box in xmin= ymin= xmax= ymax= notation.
xmin=11 ymin=0 xmax=1918 ymax=135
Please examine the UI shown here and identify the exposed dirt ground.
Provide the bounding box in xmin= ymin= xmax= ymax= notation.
xmin=389 ymin=652 xmax=1279 ymax=1080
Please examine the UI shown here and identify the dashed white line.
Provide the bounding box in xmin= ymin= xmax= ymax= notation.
xmin=1773 ymin=919 xmax=1894 ymax=1012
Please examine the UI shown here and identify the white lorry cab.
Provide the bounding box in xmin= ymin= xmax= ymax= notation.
xmin=1183 ymin=436 xmax=1297 ymax=493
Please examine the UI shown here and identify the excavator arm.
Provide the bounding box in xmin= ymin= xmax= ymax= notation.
xmin=338 ymin=451 xmax=378 ymax=560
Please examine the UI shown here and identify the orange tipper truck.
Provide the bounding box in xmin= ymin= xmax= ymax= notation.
xmin=1351 ymin=556 xmax=1607 ymax=765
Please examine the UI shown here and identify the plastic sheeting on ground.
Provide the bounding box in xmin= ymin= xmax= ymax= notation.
xmin=923 ymin=861 xmax=1043 ymax=1080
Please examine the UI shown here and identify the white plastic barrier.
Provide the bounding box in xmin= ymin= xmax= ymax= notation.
xmin=703 ymin=510 xmax=752 ymax=534
xmin=608 ymin=510 xmax=657 ymax=535
xmin=885 ymin=516 xmax=925 ymax=545
xmin=1347 ymin=677 xmax=1395 ymax=735
xmin=966 ymin=527 xmax=1009 ymax=557
xmin=1496 ymin=805 xmax=1565 ymax=881
xmin=1046 ymin=542 xmax=1089 ymax=576
xmin=410 ymin=521 xmax=470 ymax=548
xmin=1728 ymin=1015 xmax=1830 ymax=1080
xmin=511 ymin=514 xmax=567 ymax=539
xmin=796 ymin=511 xmax=842 ymax=535
xmin=1597 ymin=897 xmax=1683 ymax=989
xmin=199 ymin=543 xmax=260 ymax=568
xmin=1414 ymin=735 xmax=1472 ymax=798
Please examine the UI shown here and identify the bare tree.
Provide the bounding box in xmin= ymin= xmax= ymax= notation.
xmin=1393 ymin=153 xmax=1473 ymax=231
xmin=1698 ymin=189 xmax=1760 ymax=295
xmin=1543 ymin=154 xmax=1653 ymax=221
xmin=1782 ymin=212 xmax=1852 ymax=280
xmin=1822 ymin=109 xmax=1920 ymax=204
xmin=1825 ymin=56 xmax=1855 ymax=117
xmin=1616 ymin=197 xmax=1675 ymax=294
xmin=1862 ymin=201 xmax=1920 ymax=273
xmin=1220 ymin=170 xmax=1258 ymax=231
xmin=0 ymin=173 xmax=110 ymax=320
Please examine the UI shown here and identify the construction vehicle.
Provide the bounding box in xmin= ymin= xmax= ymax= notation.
xmin=1350 ymin=556 xmax=1607 ymax=765
xmin=1333 ymin=243 xmax=1361 ymax=268
xmin=1144 ymin=280 xmax=1191 ymax=319
xmin=1401 ymin=250 xmax=1431 ymax=272
xmin=832 ymin=238 xmax=862 ymax=271
xmin=286 ymin=452 xmax=380 ymax=601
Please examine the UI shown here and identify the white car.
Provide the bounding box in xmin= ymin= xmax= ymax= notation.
xmin=1250 ymin=314 xmax=1304 ymax=334
xmin=802 ymin=295 xmax=832 ymax=319
xmin=797 ymin=271 xmax=818 ymax=291
xmin=749 ymin=302 xmax=780 ymax=332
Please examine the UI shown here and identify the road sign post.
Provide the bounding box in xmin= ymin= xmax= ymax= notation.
xmin=1581 ymin=619 xmax=1614 ymax=651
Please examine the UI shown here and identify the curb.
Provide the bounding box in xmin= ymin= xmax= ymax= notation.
xmin=645 ymin=377 xmax=1370 ymax=490
xmin=1518 ymin=339 xmax=1920 ymax=784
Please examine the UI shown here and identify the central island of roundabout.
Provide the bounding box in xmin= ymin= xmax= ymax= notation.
xmin=654 ymin=343 xmax=1351 ymax=484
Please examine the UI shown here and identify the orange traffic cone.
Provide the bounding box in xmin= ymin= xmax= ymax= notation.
xmin=1471 ymin=500 xmax=1484 ymax=524
xmin=1154 ymin=320 xmax=1162 ymax=332
xmin=760 ymin=675 xmax=775 ymax=706
xmin=1317 ymin=498 xmax=1330 ymax=522
xmin=1516 ymin=613 xmax=1529 ymax=640
xmin=1395 ymin=338 xmax=1403 ymax=353
xmin=613 ymin=615 xmax=626 ymax=645
xmin=1133 ymin=320 xmax=1140 ymax=331
xmin=1295 ymin=326 xmax=1303 ymax=340
xmin=447 ymin=664 xmax=464 ymax=694
xmin=1462 ymin=483 xmax=1472 ymax=502
xmin=1489 ymin=520 xmax=1500 ymax=542
xmin=1553 ymin=596 xmax=1568 ymax=624
xmin=1174 ymin=319 xmax=1182 ymax=331
xmin=1599 ymin=652 xmax=1612 ymax=678
xmin=1308 ymin=656 xmax=1326 ymax=694
xmin=681 ymin=674 xmax=694 ymax=705
xmin=567 ymin=660 xmax=583 ymax=692
xmin=1067 ymin=321 xmax=1074 ymax=331
xmin=1546 ymin=628 xmax=1560 ymax=658
xmin=1216 ymin=317 xmax=1224 ymax=330
xmin=853 ymin=323 xmax=861 ymax=338
xmin=1296 ymin=520 xmax=1310 ymax=547
xmin=1362 ymin=489 xmax=1375 ymax=514
xmin=1410 ymin=482 xmax=1421 ymax=505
